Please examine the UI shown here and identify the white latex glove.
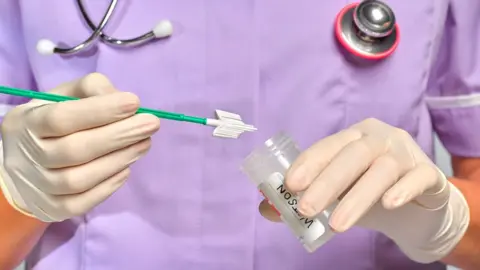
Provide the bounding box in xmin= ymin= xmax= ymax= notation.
xmin=260 ymin=118 xmax=470 ymax=263
xmin=0 ymin=73 xmax=160 ymax=222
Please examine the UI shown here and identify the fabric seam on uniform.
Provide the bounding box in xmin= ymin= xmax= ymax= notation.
xmin=370 ymin=230 xmax=378 ymax=269
xmin=80 ymin=215 xmax=88 ymax=270
xmin=198 ymin=3 xmax=209 ymax=264
xmin=425 ymin=93 xmax=480 ymax=109
xmin=16 ymin=1 xmax=38 ymax=92
xmin=252 ymin=1 xmax=260 ymax=269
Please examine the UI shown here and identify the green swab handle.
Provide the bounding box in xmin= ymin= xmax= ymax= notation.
xmin=0 ymin=86 xmax=207 ymax=125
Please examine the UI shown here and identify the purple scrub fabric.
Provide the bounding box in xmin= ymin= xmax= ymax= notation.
xmin=0 ymin=1 xmax=479 ymax=269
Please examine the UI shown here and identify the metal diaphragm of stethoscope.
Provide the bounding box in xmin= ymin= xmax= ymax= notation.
xmin=37 ymin=0 xmax=399 ymax=61
xmin=335 ymin=0 xmax=399 ymax=60
xmin=36 ymin=0 xmax=173 ymax=56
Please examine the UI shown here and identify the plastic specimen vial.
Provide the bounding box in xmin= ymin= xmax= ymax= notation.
xmin=241 ymin=132 xmax=336 ymax=252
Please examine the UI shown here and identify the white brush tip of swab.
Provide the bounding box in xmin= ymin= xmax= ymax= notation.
xmin=206 ymin=110 xmax=257 ymax=139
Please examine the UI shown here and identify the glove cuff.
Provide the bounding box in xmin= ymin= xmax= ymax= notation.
xmin=0 ymin=140 xmax=37 ymax=219
xmin=0 ymin=168 xmax=37 ymax=219
xmin=397 ymin=182 xmax=470 ymax=263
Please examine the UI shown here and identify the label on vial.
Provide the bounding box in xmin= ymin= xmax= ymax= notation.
xmin=259 ymin=172 xmax=326 ymax=243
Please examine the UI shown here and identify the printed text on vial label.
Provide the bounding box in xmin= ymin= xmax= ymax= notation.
xmin=276 ymin=184 xmax=315 ymax=229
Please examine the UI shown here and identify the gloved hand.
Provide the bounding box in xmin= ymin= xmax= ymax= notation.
xmin=259 ymin=118 xmax=470 ymax=263
xmin=0 ymin=73 xmax=160 ymax=222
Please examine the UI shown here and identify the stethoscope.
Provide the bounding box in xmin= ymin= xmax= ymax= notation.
xmin=37 ymin=0 xmax=398 ymax=61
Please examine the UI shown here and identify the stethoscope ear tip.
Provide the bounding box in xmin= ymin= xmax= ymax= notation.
xmin=153 ymin=20 xmax=173 ymax=38
xmin=37 ymin=39 xmax=56 ymax=56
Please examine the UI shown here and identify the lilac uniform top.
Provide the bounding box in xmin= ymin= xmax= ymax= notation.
xmin=0 ymin=1 xmax=479 ymax=269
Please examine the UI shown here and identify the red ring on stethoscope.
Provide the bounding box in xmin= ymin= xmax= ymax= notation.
xmin=335 ymin=2 xmax=400 ymax=61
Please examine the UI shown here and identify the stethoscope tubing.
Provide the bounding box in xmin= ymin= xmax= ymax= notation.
xmin=37 ymin=0 xmax=173 ymax=56
xmin=78 ymin=0 xmax=158 ymax=47
xmin=53 ymin=0 xmax=118 ymax=55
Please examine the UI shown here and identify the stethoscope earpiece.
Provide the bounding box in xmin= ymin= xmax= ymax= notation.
xmin=335 ymin=0 xmax=399 ymax=61
xmin=153 ymin=20 xmax=174 ymax=38
xmin=37 ymin=39 xmax=57 ymax=56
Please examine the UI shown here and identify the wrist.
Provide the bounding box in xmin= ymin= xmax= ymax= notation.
xmin=0 ymin=184 xmax=49 ymax=270
xmin=440 ymin=178 xmax=480 ymax=269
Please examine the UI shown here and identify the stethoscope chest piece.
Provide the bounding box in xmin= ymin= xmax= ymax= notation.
xmin=335 ymin=0 xmax=399 ymax=61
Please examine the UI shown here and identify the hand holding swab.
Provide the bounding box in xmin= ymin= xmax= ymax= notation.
xmin=0 ymin=86 xmax=257 ymax=139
